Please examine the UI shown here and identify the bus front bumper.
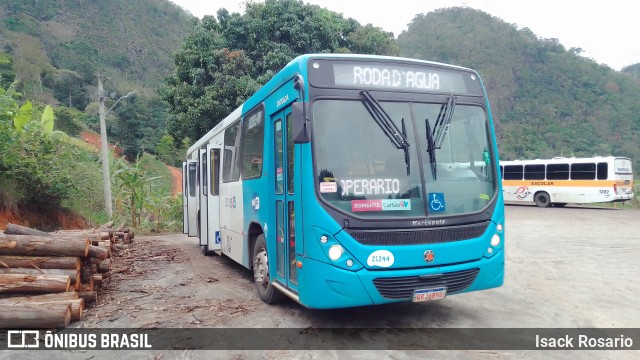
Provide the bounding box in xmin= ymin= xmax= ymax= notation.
xmin=298 ymin=249 xmax=504 ymax=309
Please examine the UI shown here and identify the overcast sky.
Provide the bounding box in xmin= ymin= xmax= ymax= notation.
xmin=169 ymin=0 xmax=638 ymax=70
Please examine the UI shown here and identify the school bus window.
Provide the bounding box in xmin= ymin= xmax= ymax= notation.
xmin=597 ymin=162 xmax=608 ymax=180
xmin=547 ymin=163 xmax=569 ymax=180
xmin=503 ymin=165 xmax=523 ymax=180
xmin=571 ymin=163 xmax=595 ymax=180
xmin=524 ymin=164 xmax=545 ymax=180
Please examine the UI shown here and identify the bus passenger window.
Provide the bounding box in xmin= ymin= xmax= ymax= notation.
xmin=223 ymin=120 xmax=241 ymax=182
xmin=503 ymin=165 xmax=523 ymax=180
xmin=547 ymin=163 xmax=569 ymax=180
xmin=242 ymin=106 xmax=265 ymax=179
xmin=571 ymin=163 xmax=596 ymax=180
xmin=597 ymin=162 xmax=608 ymax=180
xmin=524 ymin=164 xmax=545 ymax=180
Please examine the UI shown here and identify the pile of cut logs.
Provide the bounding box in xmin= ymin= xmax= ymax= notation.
xmin=0 ymin=222 xmax=132 ymax=329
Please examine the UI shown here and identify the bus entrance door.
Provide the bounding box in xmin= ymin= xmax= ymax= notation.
xmin=205 ymin=143 xmax=222 ymax=254
xmin=273 ymin=109 xmax=298 ymax=292
xmin=186 ymin=160 xmax=198 ymax=237
xmin=182 ymin=161 xmax=187 ymax=234
xmin=198 ymin=148 xmax=208 ymax=246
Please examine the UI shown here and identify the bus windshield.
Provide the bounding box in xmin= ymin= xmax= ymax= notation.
xmin=313 ymin=98 xmax=496 ymax=218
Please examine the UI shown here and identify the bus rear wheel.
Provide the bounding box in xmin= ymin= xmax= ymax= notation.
xmin=252 ymin=234 xmax=285 ymax=304
xmin=534 ymin=192 xmax=551 ymax=208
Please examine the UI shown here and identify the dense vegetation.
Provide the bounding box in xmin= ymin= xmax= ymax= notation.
xmin=0 ymin=0 xmax=193 ymax=162
xmin=397 ymin=8 xmax=640 ymax=174
xmin=160 ymin=0 xmax=398 ymax=142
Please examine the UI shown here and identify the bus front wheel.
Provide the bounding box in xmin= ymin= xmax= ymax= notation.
xmin=534 ymin=192 xmax=551 ymax=208
xmin=252 ymin=234 xmax=285 ymax=304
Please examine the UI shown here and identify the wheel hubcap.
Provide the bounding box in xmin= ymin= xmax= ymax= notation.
xmin=254 ymin=249 xmax=269 ymax=288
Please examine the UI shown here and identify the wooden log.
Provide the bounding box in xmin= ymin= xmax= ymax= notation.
xmin=0 ymin=269 xmax=80 ymax=285
xmin=81 ymin=281 xmax=94 ymax=292
xmin=0 ymin=236 xmax=89 ymax=257
xmin=81 ymin=269 xmax=93 ymax=283
xmin=97 ymin=259 xmax=111 ymax=273
xmin=92 ymin=274 xmax=102 ymax=287
xmin=0 ymin=303 xmax=71 ymax=329
xmin=0 ymin=256 xmax=81 ymax=270
xmin=4 ymin=223 xmax=52 ymax=236
xmin=0 ymin=274 xmax=70 ymax=293
xmin=0 ymin=292 xmax=79 ymax=301
xmin=78 ymin=291 xmax=97 ymax=304
xmin=82 ymin=277 xmax=94 ymax=292
xmin=0 ymin=297 xmax=84 ymax=321
xmin=99 ymin=231 xmax=111 ymax=240
xmin=54 ymin=232 xmax=102 ymax=244
xmin=87 ymin=245 xmax=109 ymax=260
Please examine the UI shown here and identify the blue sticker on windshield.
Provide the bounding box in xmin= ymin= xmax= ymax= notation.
xmin=428 ymin=193 xmax=446 ymax=212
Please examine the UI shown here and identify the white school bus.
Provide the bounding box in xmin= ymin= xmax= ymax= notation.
xmin=500 ymin=156 xmax=634 ymax=207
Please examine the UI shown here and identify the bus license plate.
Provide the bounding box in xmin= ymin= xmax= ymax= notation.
xmin=412 ymin=287 xmax=447 ymax=302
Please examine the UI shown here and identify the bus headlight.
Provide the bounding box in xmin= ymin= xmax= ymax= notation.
xmin=491 ymin=234 xmax=501 ymax=247
xmin=328 ymin=245 xmax=343 ymax=261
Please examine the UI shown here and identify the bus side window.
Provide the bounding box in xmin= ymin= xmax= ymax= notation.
xmin=503 ymin=165 xmax=523 ymax=180
xmin=223 ymin=120 xmax=241 ymax=182
xmin=524 ymin=164 xmax=545 ymax=180
xmin=547 ymin=163 xmax=569 ymax=180
xmin=597 ymin=162 xmax=608 ymax=180
xmin=571 ymin=163 xmax=596 ymax=180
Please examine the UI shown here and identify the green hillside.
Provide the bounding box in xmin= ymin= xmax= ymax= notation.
xmin=0 ymin=0 xmax=194 ymax=160
xmin=397 ymin=7 xmax=640 ymax=175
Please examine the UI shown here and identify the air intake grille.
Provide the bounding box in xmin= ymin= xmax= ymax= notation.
xmin=372 ymin=268 xmax=480 ymax=299
xmin=346 ymin=222 xmax=489 ymax=246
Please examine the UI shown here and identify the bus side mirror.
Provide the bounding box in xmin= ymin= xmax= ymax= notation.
xmin=292 ymin=101 xmax=310 ymax=144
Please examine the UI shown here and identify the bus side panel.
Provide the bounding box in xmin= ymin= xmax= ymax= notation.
xmin=219 ymin=180 xmax=245 ymax=266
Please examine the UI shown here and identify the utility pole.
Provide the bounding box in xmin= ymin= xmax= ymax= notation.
xmin=97 ymin=74 xmax=113 ymax=219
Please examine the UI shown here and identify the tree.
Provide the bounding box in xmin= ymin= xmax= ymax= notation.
xmin=162 ymin=0 xmax=398 ymax=141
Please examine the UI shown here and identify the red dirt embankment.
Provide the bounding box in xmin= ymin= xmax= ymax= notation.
xmin=168 ymin=166 xmax=182 ymax=197
xmin=0 ymin=203 xmax=89 ymax=231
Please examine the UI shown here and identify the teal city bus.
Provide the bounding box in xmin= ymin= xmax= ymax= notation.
xmin=183 ymin=54 xmax=505 ymax=309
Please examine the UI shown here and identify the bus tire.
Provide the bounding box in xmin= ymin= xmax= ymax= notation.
xmin=252 ymin=234 xmax=285 ymax=304
xmin=202 ymin=235 xmax=213 ymax=256
xmin=553 ymin=203 xmax=567 ymax=208
xmin=534 ymin=192 xmax=551 ymax=208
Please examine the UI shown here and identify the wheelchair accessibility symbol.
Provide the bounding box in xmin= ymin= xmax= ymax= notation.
xmin=214 ymin=231 xmax=221 ymax=244
xmin=429 ymin=193 xmax=446 ymax=212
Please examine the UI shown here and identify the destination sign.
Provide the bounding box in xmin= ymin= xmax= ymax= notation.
xmin=308 ymin=59 xmax=483 ymax=95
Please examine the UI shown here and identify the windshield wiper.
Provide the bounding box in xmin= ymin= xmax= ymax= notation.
xmin=433 ymin=95 xmax=456 ymax=149
xmin=426 ymin=96 xmax=457 ymax=180
xmin=425 ymin=118 xmax=437 ymax=179
xmin=360 ymin=90 xmax=411 ymax=175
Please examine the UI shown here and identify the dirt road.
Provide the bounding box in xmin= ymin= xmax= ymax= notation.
xmin=4 ymin=204 xmax=639 ymax=359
